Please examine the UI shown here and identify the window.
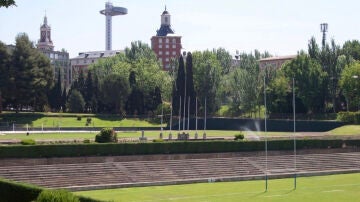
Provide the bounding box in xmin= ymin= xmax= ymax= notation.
xmin=166 ymin=38 xmax=169 ymax=43
xmin=172 ymin=51 xmax=176 ymax=56
xmin=159 ymin=44 xmax=162 ymax=48
xmin=166 ymin=51 xmax=169 ymax=55
xmin=84 ymin=60 xmax=87 ymax=64
xmin=172 ymin=38 xmax=176 ymax=43
xmin=172 ymin=44 xmax=176 ymax=49
xmin=159 ymin=38 xmax=162 ymax=43
xmin=166 ymin=44 xmax=169 ymax=48
xmin=159 ymin=51 xmax=163 ymax=55
xmin=165 ymin=58 xmax=169 ymax=62
xmin=165 ymin=17 xmax=168 ymax=23
xmin=159 ymin=58 xmax=162 ymax=62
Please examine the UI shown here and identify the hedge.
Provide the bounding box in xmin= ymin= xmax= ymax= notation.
xmin=337 ymin=111 xmax=360 ymax=124
xmin=0 ymin=139 xmax=359 ymax=159
xmin=0 ymin=178 xmax=104 ymax=202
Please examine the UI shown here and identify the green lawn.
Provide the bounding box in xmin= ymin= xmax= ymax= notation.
xmin=328 ymin=125 xmax=360 ymax=135
xmin=75 ymin=173 xmax=360 ymax=202
xmin=0 ymin=130 xmax=292 ymax=141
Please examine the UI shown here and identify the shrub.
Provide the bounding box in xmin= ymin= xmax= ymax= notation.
xmin=36 ymin=189 xmax=80 ymax=202
xmin=83 ymin=139 xmax=91 ymax=144
xmin=234 ymin=133 xmax=244 ymax=141
xmin=86 ymin=117 xmax=92 ymax=126
xmin=21 ymin=139 xmax=36 ymax=145
xmin=152 ymin=138 xmax=164 ymax=143
xmin=95 ymin=128 xmax=117 ymax=143
xmin=337 ymin=111 xmax=360 ymax=124
xmin=77 ymin=115 xmax=82 ymax=121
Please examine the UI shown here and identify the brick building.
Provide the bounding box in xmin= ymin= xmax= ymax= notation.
xmin=151 ymin=7 xmax=182 ymax=70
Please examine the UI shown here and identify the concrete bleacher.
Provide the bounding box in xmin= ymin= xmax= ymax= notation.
xmin=0 ymin=150 xmax=359 ymax=191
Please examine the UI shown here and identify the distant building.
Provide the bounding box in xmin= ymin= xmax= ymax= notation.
xmin=69 ymin=50 xmax=123 ymax=83
xmin=36 ymin=15 xmax=70 ymax=88
xmin=151 ymin=7 xmax=182 ymax=70
xmin=259 ymin=55 xmax=296 ymax=70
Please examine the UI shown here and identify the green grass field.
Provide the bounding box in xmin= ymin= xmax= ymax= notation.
xmin=0 ymin=130 xmax=293 ymax=141
xmin=75 ymin=173 xmax=360 ymax=202
xmin=1 ymin=126 xmax=359 ymax=141
xmin=328 ymin=125 xmax=360 ymax=135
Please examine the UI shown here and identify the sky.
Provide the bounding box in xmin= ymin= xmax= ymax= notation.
xmin=1 ymin=0 xmax=360 ymax=58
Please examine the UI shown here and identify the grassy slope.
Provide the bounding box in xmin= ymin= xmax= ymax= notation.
xmin=75 ymin=173 xmax=360 ymax=202
xmin=328 ymin=125 xmax=360 ymax=135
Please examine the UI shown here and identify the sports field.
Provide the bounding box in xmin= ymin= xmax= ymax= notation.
xmin=75 ymin=173 xmax=360 ymax=202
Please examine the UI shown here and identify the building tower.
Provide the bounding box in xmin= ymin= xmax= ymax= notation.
xmin=151 ymin=6 xmax=182 ymax=70
xmin=36 ymin=15 xmax=70 ymax=88
xmin=37 ymin=15 xmax=54 ymax=51
xmin=100 ymin=2 xmax=128 ymax=51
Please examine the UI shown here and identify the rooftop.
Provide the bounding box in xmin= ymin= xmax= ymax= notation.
xmin=71 ymin=50 xmax=124 ymax=59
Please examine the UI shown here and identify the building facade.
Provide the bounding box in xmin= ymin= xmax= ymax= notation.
xmin=36 ymin=15 xmax=70 ymax=88
xmin=259 ymin=55 xmax=296 ymax=70
xmin=69 ymin=50 xmax=123 ymax=83
xmin=151 ymin=7 xmax=182 ymax=70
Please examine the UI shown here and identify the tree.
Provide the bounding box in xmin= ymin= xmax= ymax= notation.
xmin=102 ymin=74 xmax=130 ymax=114
xmin=0 ymin=0 xmax=16 ymax=8
xmin=342 ymin=40 xmax=360 ymax=63
xmin=66 ymin=90 xmax=85 ymax=113
xmin=126 ymin=71 xmax=144 ymax=115
xmin=282 ymin=51 xmax=327 ymax=113
xmin=339 ymin=62 xmax=360 ymax=111
xmin=8 ymin=33 xmax=53 ymax=111
xmin=185 ymin=52 xmax=196 ymax=116
xmin=84 ymin=71 xmax=94 ymax=112
xmin=266 ymin=71 xmax=292 ymax=113
xmin=192 ymin=50 xmax=222 ymax=114
xmin=213 ymin=48 xmax=232 ymax=75
xmin=172 ymin=56 xmax=185 ymax=116
xmin=0 ymin=41 xmax=10 ymax=113
xmin=48 ymin=69 xmax=62 ymax=111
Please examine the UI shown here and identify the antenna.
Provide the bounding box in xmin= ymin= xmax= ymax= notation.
xmin=320 ymin=23 xmax=328 ymax=47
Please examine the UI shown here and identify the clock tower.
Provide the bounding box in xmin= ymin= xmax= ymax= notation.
xmin=37 ymin=15 xmax=54 ymax=51
xmin=151 ymin=7 xmax=182 ymax=70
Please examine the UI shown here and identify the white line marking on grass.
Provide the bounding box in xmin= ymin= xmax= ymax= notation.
xmin=264 ymin=194 xmax=286 ymax=198
xmin=322 ymin=190 xmax=344 ymax=193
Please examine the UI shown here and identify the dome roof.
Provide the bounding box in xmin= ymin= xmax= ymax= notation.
xmin=162 ymin=10 xmax=169 ymax=15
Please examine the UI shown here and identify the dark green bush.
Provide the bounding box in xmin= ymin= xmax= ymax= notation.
xmin=95 ymin=128 xmax=117 ymax=143
xmin=0 ymin=178 xmax=42 ymax=202
xmin=234 ymin=133 xmax=244 ymax=140
xmin=36 ymin=189 xmax=80 ymax=202
xmin=152 ymin=138 xmax=164 ymax=143
xmin=21 ymin=139 xmax=36 ymax=145
xmin=0 ymin=178 xmax=103 ymax=202
xmin=77 ymin=115 xmax=82 ymax=121
xmin=83 ymin=139 xmax=91 ymax=144
xmin=337 ymin=111 xmax=360 ymax=124
xmin=0 ymin=139 xmax=358 ymax=159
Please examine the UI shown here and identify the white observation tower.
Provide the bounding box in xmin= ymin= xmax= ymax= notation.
xmin=100 ymin=2 xmax=127 ymax=50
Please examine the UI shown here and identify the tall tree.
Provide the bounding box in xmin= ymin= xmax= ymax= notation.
xmin=0 ymin=41 xmax=10 ymax=113
xmin=172 ymin=56 xmax=185 ymax=116
xmin=339 ymin=62 xmax=360 ymax=111
xmin=49 ymin=69 xmax=62 ymax=111
xmin=192 ymin=50 xmax=222 ymax=114
xmin=102 ymin=74 xmax=130 ymax=114
xmin=342 ymin=40 xmax=360 ymax=63
xmin=185 ymin=52 xmax=196 ymax=116
xmin=213 ymin=48 xmax=232 ymax=75
xmin=84 ymin=71 xmax=93 ymax=112
xmin=9 ymin=33 xmax=53 ymax=111
xmin=282 ymin=51 xmax=327 ymax=113
xmin=66 ymin=90 xmax=85 ymax=113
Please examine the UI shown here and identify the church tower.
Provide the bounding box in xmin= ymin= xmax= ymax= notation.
xmin=37 ymin=15 xmax=54 ymax=51
xmin=151 ymin=6 xmax=182 ymax=70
